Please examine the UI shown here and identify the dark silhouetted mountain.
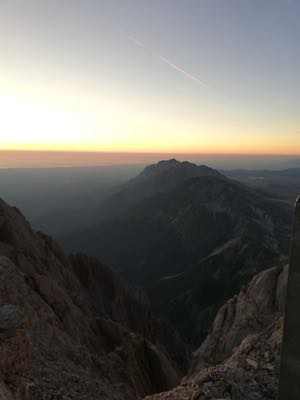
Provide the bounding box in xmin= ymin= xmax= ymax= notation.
xmin=0 ymin=198 xmax=189 ymax=400
xmin=92 ymin=159 xmax=223 ymax=219
xmin=64 ymin=160 xmax=292 ymax=344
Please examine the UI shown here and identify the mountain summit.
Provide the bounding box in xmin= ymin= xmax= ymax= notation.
xmin=84 ymin=159 xmax=225 ymax=220
xmin=128 ymin=159 xmax=223 ymax=198
xmin=137 ymin=159 xmax=221 ymax=182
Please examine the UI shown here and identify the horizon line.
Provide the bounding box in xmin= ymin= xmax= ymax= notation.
xmin=1 ymin=149 xmax=300 ymax=157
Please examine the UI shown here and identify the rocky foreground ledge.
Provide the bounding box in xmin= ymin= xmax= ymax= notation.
xmin=145 ymin=265 xmax=287 ymax=400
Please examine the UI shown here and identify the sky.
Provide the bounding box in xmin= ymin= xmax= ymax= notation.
xmin=0 ymin=0 xmax=299 ymax=155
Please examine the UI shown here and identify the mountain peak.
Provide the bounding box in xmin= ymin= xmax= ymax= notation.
xmin=139 ymin=159 xmax=221 ymax=181
xmin=93 ymin=159 xmax=224 ymax=223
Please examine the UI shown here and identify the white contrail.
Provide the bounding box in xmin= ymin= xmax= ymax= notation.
xmin=158 ymin=55 xmax=206 ymax=87
xmin=128 ymin=36 xmax=207 ymax=88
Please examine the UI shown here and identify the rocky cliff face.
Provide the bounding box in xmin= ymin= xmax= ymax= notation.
xmin=192 ymin=264 xmax=288 ymax=369
xmin=0 ymin=198 xmax=188 ymax=400
xmin=145 ymin=264 xmax=288 ymax=400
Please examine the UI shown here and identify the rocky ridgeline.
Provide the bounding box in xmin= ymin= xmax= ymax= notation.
xmin=145 ymin=265 xmax=288 ymax=400
xmin=0 ymin=199 xmax=189 ymax=400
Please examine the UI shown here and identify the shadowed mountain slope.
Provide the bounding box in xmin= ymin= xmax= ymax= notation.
xmin=64 ymin=160 xmax=292 ymax=343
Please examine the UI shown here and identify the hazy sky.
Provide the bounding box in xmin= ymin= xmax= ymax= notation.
xmin=0 ymin=0 xmax=299 ymax=154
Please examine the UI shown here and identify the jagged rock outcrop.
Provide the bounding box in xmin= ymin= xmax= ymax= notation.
xmin=191 ymin=264 xmax=288 ymax=369
xmin=0 ymin=198 xmax=189 ymax=400
xmin=145 ymin=265 xmax=288 ymax=400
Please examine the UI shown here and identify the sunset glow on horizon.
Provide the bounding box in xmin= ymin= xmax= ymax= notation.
xmin=0 ymin=1 xmax=299 ymax=157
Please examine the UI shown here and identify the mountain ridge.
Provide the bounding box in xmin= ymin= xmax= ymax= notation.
xmin=63 ymin=159 xmax=292 ymax=344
